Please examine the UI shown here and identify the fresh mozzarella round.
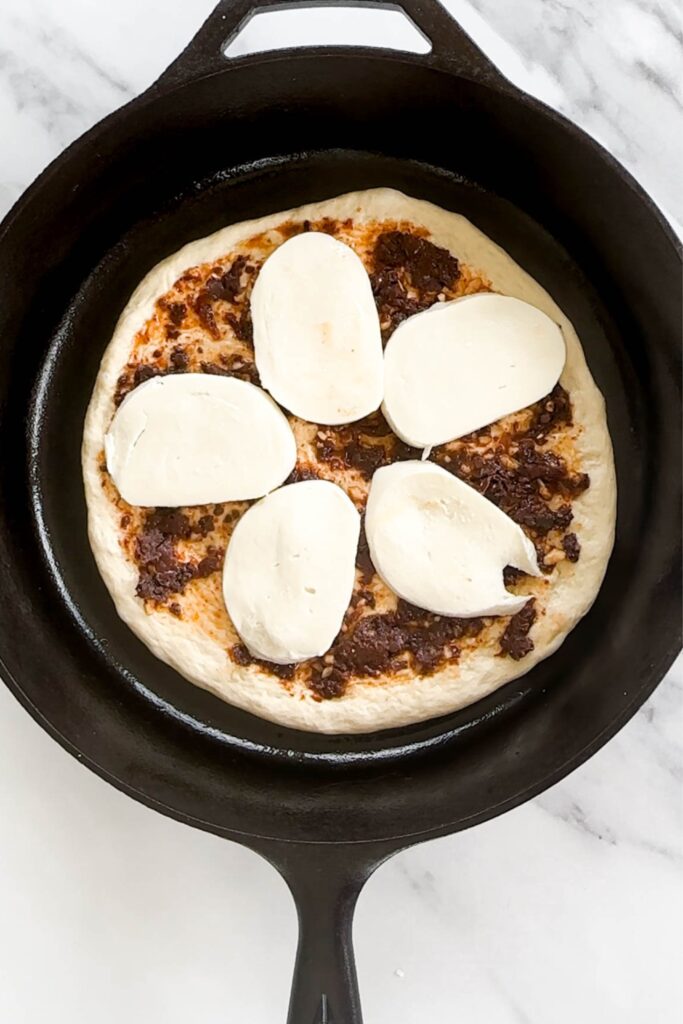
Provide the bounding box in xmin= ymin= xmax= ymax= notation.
xmin=223 ymin=480 xmax=360 ymax=664
xmin=105 ymin=374 xmax=296 ymax=506
xmin=382 ymin=293 xmax=566 ymax=448
xmin=365 ymin=461 xmax=540 ymax=617
xmin=251 ymin=231 xmax=383 ymax=424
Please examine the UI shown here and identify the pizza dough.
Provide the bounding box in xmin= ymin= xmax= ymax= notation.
xmin=82 ymin=188 xmax=616 ymax=734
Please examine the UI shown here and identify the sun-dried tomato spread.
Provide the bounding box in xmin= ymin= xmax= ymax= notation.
xmin=99 ymin=216 xmax=589 ymax=700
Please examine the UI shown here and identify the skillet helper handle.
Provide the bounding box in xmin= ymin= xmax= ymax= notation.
xmin=154 ymin=0 xmax=507 ymax=92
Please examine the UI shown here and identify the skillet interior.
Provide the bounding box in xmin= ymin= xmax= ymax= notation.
xmin=0 ymin=53 xmax=680 ymax=844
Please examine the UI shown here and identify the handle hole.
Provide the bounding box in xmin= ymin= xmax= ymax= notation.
xmin=223 ymin=6 xmax=432 ymax=59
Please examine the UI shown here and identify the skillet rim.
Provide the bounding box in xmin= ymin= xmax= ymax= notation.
xmin=1 ymin=47 xmax=681 ymax=257
xmin=0 ymin=632 xmax=679 ymax=847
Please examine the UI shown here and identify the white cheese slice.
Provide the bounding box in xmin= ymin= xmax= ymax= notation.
xmin=104 ymin=374 xmax=296 ymax=506
xmin=251 ymin=231 xmax=384 ymax=424
xmin=382 ymin=293 xmax=566 ymax=447
xmin=365 ymin=461 xmax=541 ymax=617
xmin=223 ymin=480 xmax=360 ymax=664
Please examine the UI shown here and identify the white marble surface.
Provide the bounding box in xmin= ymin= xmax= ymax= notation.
xmin=0 ymin=2 xmax=681 ymax=1021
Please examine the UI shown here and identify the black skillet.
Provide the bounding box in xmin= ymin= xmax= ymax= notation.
xmin=0 ymin=1 xmax=680 ymax=1021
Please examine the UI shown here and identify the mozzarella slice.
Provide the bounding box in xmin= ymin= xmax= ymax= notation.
xmin=251 ymin=232 xmax=383 ymax=424
xmin=223 ymin=480 xmax=360 ymax=664
xmin=365 ymin=461 xmax=540 ymax=617
xmin=104 ymin=374 xmax=296 ymax=506
xmin=383 ymin=293 xmax=566 ymax=447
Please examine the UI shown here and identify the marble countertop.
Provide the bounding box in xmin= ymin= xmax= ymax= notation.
xmin=0 ymin=2 xmax=680 ymax=1021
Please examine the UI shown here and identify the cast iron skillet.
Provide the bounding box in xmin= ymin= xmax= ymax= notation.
xmin=0 ymin=1 xmax=680 ymax=1020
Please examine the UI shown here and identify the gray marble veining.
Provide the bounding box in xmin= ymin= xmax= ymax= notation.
xmin=459 ymin=0 xmax=683 ymax=223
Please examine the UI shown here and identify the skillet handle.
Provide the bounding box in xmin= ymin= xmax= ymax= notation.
xmin=261 ymin=842 xmax=380 ymax=1024
xmin=154 ymin=0 xmax=507 ymax=92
